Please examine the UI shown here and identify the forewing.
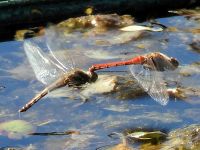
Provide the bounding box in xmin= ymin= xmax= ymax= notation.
xmin=45 ymin=26 xmax=131 ymax=71
xmin=129 ymin=63 xmax=169 ymax=105
xmin=24 ymin=40 xmax=64 ymax=85
xmin=147 ymin=70 xmax=169 ymax=105
xmin=45 ymin=27 xmax=76 ymax=72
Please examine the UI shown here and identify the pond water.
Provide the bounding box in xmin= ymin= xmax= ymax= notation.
xmin=0 ymin=11 xmax=200 ymax=150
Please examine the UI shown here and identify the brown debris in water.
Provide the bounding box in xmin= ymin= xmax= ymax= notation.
xmin=190 ymin=40 xmax=200 ymax=53
xmin=57 ymin=14 xmax=134 ymax=31
xmin=15 ymin=26 xmax=45 ymax=41
xmin=163 ymin=124 xmax=200 ymax=150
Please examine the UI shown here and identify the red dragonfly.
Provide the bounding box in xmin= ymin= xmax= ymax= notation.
xmin=89 ymin=52 xmax=179 ymax=105
xmin=19 ymin=28 xmax=98 ymax=112
xmin=19 ymin=25 xmax=178 ymax=112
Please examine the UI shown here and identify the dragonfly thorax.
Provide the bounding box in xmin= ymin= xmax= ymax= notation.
xmin=145 ymin=52 xmax=179 ymax=71
xmin=65 ymin=69 xmax=98 ymax=87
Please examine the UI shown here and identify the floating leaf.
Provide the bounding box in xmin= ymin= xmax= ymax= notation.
xmin=0 ymin=120 xmax=35 ymax=139
xmin=120 ymin=25 xmax=163 ymax=32
xmin=127 ymin=131 xmax=167 ymax=140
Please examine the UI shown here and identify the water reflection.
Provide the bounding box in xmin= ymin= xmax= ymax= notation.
xmin=0 ymin=11 xmax=199 ymax=149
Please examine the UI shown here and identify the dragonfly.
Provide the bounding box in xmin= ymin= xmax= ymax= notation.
xmin=19 ymin=29 xmax=98 ymax=112
xmin=89 ymin=52 xmax=179 ymax=105
xmin=19 ymin=23 xmax=177 ymax=112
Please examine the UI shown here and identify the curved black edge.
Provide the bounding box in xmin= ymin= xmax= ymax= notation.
xmin=0 ymin=0 xmax=199 ymax=41
xmin=0 ymin=0 xmax=199 ymax=27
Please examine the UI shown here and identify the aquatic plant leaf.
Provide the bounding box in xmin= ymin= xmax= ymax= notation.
xmin=127 ymin=131 xmax=167 ymax=140
xmin=120 ymin=25 xmax=163 ymax=32
xmin=0 ymin=120 xmax=35 ymax=139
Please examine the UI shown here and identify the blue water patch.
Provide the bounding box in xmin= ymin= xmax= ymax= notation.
xmin=0 ymin=14 xmax=199 ymax=149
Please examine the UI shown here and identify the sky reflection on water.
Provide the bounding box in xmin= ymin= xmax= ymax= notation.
xmin=0 ymin=14 xmax=200 ymax=149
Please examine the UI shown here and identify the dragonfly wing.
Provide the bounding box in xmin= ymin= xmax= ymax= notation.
xmin=45 ymin=27 xmax=76 ymax=72
xmin=130 ymin=65 xmax=152 ymax=91
xmin=24 ymin=40 xmax=64 ymax=85
xmin=147 ymin=70 xmax=169 ymax=105
xmin=129 ymin=64 xmax=169 ymax=105
xmin=45 ymin=26 xmax=122 ymax=71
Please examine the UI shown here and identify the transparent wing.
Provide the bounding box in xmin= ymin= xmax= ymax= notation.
xmin=45 ymin=26 xmax=139 ymax=71
xmin=24 ymin=40 xmax=65 ymax=85
xmin=45 ymin=26 xmax=110 ymax=71
xmin=45 ymin=27 xmax=77 ymax=71
xmin=129 ymin=59 xmax=169 ymax=105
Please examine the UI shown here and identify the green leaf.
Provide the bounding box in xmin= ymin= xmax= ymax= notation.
xmin=0 ymin=120 xmax=35 ymax=139
xmin=127 ymin=131 xmax=167 ymax=140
